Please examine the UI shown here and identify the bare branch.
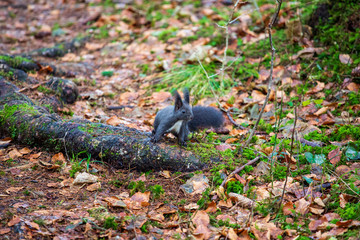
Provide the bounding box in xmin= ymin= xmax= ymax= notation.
xmin=244 ymin=0 xmax=283 ymax=147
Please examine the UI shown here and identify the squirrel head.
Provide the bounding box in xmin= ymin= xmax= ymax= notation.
xmin=173 ymin=88 xmax=193 ymax=121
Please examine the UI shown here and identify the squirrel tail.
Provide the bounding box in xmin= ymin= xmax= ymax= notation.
xmin=188 ymin=106 xmax=224 ymax=132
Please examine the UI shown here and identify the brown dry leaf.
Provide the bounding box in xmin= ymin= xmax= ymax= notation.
xmin=225 ymin=138 xmax=239 ymax=144
xmin=258 ymin=69 xmax=270 ymax=82
xmin=0 ymin=228 xmax=11 ymax=235
xmin=294 ymin=198 xmax=310 ymax=215
xmin=218 ymin=199 xmax=233 ymax=209
xmin=328 ymin=148 xmax=341 ymax=165
xmin=321 ymin=228 xmax=348 ymax=239
xmin=283 ymin=201 xmax=294 ymax=215
xmin=85 ymin=42 xmax=105 ymax=51
xmin=8 ymin=216 xmax=21 ymax=226
xmin=339 ymin=54 xmax=353 ymax=64
xmin=346 ymin=82 xmax=359 ymax=92
xmin=51 ymin=152 xmax=66 ymax=163
xmin=192 ymin=210 xmax=211 ymax=240
xmin=151 ymin=92 xmax=172 ymax=103
xmin=61 ymin=53 xmax=79 ymax=62
xmin=29 ymin=152 xmax=42 ymax=160
xmin=314 ymin=197 xmax=325 ymax=207
xmin=60 ymin=178 xmax=73 ymax=187
xmin=38 ymin=65 xmax=53 ymax=75
xmin=251 ymin=90 xmax=266 ymax=102
xmin=6 ymin=186 xmax=24 ymax=194
xmin=87 ymin=182 xmax=101 ymax=192
xmin=159 ymin=170 xmax=171 ymax=178
xmin=183 ymin=203 xmax=199 ymax=211
xmin=84 ymin=222 xmax=92 ymax=233
xmin=227 ymin=228 xmax=239 ymax=240
xmin=47 ymin=182 xmax=60 ymax=188
xmin=339 ymin=194 xmax=347 ymax=208
xmin=118 ymin=92 xmax=138 ymax=106
xmin=104 ymin=196 xmax=127 ymax=208
xmin=255 ymin=187 xmax=270 ymax=201
xmin=308 ymin=81 xmax=325 ymax=94
xmin=250 ymin=220 xmax=283 ymax=240
xmin=229 ymin=129 xmax=247 ymax=136
xmin=106 ymin=115 xmax=122 ymax=126
xmin=148 ymin=210 xmax=165 ymax=222
xmin=8 ymin=148 xmax=22 ymax=159
xmin=130 ymin=191 xmax=150 ymax=207
xmin=215 ymin=143 xmax=232 ymax=151
xmin=309 ymin=207 xmax=324 ymax=215
xmin=19 ymin=147 xmax=31 ymax=154
xmin=216 ymin=214 xmax=236 ymax=224
xmin=205 ymin=201 xmax=217 ymax=213
xmin=192 ymin=210 xmax=210 ymax=227
xmin=25 ymin=221 xmax=40 ymax=230
xmin=314 ymin=107 xmax=328 ymax=116
xmin=309 ymin=218 xmax=327 ymax=231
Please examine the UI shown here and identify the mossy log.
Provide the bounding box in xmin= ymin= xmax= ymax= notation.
xmin=0 ymin=78 xmax=205 ymax=171
xmin=0 ymin=55 xmax=79 ymax=104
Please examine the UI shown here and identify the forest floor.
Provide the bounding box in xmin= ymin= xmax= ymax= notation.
xmin=0 ymin=0 xmax=360 ymax=239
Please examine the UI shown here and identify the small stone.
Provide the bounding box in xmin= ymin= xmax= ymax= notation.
xmin=73 ymin=172 xmax=98 ymax=185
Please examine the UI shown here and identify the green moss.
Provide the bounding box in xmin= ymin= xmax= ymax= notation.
xmin=226 ymin=181 xmax=244 ymax=194
xmin=330 ymin=125 xmax=360 ymax=141
xmin=0 ymin=70 xmax=14 ymax=78
xmin=337 ymin=203 xmax=360 ymax=221
xmin=37 ymin=85 xmax=54 ymax=95
xmin=149 ymin=184 xmax=165 ymax=199
xmin=103 ymin=217 xmax=118 ymax=230
xmin=0 ymin=55 xmax=33 ymax=67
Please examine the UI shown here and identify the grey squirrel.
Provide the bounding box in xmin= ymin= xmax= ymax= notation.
xmin=151 ymin=88 xmax=224 ymax=146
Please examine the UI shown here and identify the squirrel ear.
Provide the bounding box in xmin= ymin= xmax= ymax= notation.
xmin=173 ymin=90 xmax=183 ymax=111
xmin=183 ymin=88 xmax=190 ymax=104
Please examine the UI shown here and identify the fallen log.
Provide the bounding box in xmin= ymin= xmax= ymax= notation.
xmin=0 ymin=77 xmax=205 ymax=171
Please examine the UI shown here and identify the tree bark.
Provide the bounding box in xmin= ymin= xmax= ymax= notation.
xmin=0 ymin=77 xmax=205 ymax=171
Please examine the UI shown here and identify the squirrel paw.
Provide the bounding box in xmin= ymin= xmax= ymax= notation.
xmin=150 ymin=136 xmax=158 ymax=143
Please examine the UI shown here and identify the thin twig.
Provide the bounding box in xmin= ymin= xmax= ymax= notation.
xmin=227 ymin=107 xmax=246 ymax=129
xmin=196 ymin=55 xmax=224 ymax=111
xmin=244 ymin=0 xmax=282 ymax=147
xmin=278 ymin=106 xmax=297 ymax=211
xmin=220 ymin=155 xmax=261 ymax=188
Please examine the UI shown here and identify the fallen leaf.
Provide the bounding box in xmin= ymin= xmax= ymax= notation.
xmin=283 ymin=201 xmax=294 ymax=215
xmin=339 ymin=54 xmax=353 ymax=64
xmin=0 ymin=228 xmax=11 ymax=235
xmin=104 ymin=196 xmax=127 ymax=208
xmin=339 ymin=194 xmax=347 ymax=208
xmin=6 ymin=187 xmax=24 ymax=194
xmin=19 ymin=147 xmax=31 ymax=154
xmin=215 ymin=143 xmax=232 ymax=151
xmin=106 ymin=115 xmax=123 ymax=126
xmin=51 ymin=152 xmax=66 ymax=163
xmin=314 ymin=107 xmax=328 ymax=116
xmin=130 ymin=191 xmax=150 ymax=207
xmin=328 ymin=148 xmax=341 ymax=165
xmin=294 ymin=198 xmax=310 ymax=215
xmin=159 ymin=170 xmax=171 ymax=178
xmin=8 ymin=216 xmax=21 ymax=226
xmin=205 ymin=201 xmax=217 ymax=213
xmin=8 ymin=148 xmax=22 ymax=159
xmin=87 ymin=182 xmax=101 ymax=192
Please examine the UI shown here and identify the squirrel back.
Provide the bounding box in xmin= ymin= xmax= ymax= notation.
xmin=188 ymin=106 xmax=224 ymax=132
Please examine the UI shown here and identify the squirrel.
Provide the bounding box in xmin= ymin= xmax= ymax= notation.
xmin=151 ymin=88 xmax=224 ymax=146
